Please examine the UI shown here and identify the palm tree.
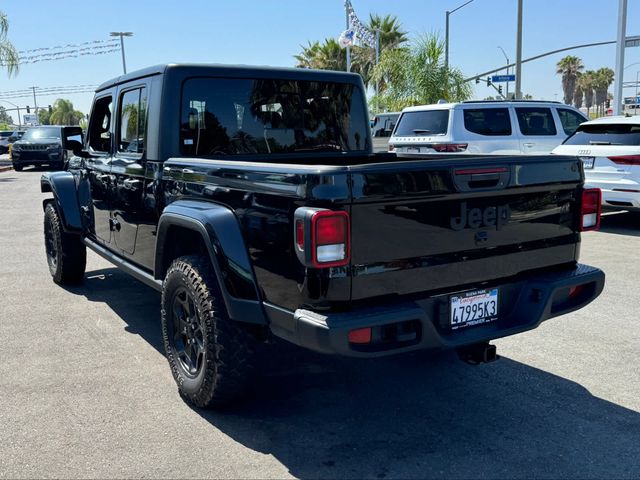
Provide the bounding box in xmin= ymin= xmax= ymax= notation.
xmin=556 ymin=55 xmax=584 ymax=105
xmin=580 ymin=71 xmax=596 ymax=117
xmin=573 ymin=85 xmax=583 ymax=110
xmin=294 ymin=38 xmax=346 ymax=72
xmin=371 ymin=34 xmax=472 ymax=111
xmin=49 ymin=99 xmax=84 ymax=125
xmin=294 ymin=41 xmax=322 ymax=69
xmin=593 ymin=67 xmax=614 ymax=116
xmin=0 ymin=11 xmax=18 ymax=77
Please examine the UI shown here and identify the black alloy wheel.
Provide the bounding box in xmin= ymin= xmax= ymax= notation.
xmin=170 ymin=287 xmax=205 ymax=377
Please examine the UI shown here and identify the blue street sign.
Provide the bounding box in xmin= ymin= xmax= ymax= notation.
xmin=491 ymin=74 xmax=516 ymax=83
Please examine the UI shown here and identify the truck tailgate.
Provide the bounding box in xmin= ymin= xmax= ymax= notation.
xmin=349 ymin=155 xmax=583 ymax=300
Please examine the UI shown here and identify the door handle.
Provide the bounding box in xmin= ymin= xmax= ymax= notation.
xmin=523 ymin=143 xmax=535 ymax=147
xmin=123 ymin=178 xmax=142 ymax=190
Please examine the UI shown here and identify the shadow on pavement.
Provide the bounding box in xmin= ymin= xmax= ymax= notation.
xmin=66 ymin=267 xmax=640 ymax=479
xmin=599 ymin=212 xmax=640 ymax=237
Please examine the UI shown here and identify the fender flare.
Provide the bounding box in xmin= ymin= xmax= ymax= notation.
xmin=155 ymin=200 xmax=266 ymax=325
xmin=40 ymin=172 xmax=83 ymax=234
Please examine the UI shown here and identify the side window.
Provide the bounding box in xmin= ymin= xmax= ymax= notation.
xmin=463 ymin=108 xmax=512 ymax=136
xmin=88 ymin=96 xmax=113 ymax=153
xmin=557 ymin=108 xmax=587 ymax=136
xmin=118 ymin=87 xmax=147 ymax=155
xmin=515 ymin=107 xmax=557 ymax=136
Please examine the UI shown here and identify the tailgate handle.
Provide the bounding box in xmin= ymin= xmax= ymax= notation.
xmin=453 ymin=167 xmax=510 ymax=191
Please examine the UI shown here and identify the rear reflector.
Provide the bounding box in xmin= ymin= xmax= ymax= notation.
xmin=432 ymin=143 xmax=468 ymax=153
xmin=581 ymin=188 xmax=601 ymax=231
xmin=348 ymin=327 xmax=372 ymax=344
xmin=295 ymin=219 xmax=305 ymax=250
xmin=311 ymin=210 xmax=350 ymax=268
xmin=568 ymin=284 xmax=585 ymax=299
xmin=608 ymin=155 xmax=640 ymax=165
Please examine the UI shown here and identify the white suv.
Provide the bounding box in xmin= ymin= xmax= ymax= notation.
xmin=389 ymin=101 xmax=588 ymax=155
xmin=552 ymin=116 xmax=640 ymax=211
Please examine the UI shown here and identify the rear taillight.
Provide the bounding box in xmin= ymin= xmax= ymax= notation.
xmin=580 ymin=188 xmax=601 ymax=231
xmin=607 ymin=155 xmax=640 ymax=165
xmin=294 ymin=208 xmax=350 ymax=268
xmin=432 ymin=143 xmax=468 ymax=153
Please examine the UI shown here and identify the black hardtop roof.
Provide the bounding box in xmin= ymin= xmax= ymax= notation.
xmin=96 ymin=63 xmax=364 ymax=91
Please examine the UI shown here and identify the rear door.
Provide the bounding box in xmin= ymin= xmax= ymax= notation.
xmin=515 ymin=106 xmax=564 ymax=154
xmin=459 ymin=106 xmax=520 ymax=153
xmin=110 ymin=84 xmax=148 ymax=256
xmin=349 ymin=155 xmax=582 ymax=300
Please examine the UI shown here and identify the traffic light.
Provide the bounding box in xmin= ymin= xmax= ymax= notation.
xmin=475 ymin=77 xmax=480 ymax=84
xmin=498 ymin=85 xmax=503 ymax=95
xmin=605 ymin=99 xmax=611 ymax=108
xmin=26 ymin=106 xmax=30 ymax=113
xmin=486 ymin=78 xmax=492 ymax=87
xmin=48 ymin=105 xmax=52 ymax=114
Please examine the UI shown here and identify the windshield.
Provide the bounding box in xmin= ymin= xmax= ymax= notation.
xmin=180 ymin=77 xmax=370 ymax=155
xmin=393 ymin=110 xmax=449 ymax=136
xmin=21 ymin=127 xmax=61 ymax=141
xmin=563 ymin=123 xmax=640 ymax=146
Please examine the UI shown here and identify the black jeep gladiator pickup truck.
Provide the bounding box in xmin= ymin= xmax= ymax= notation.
xmin=41 ymin=64 xmax=605 ymax=408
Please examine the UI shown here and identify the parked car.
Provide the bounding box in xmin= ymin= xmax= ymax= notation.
xmin=552 ymin=115 xmax=640 ymax=211
xmin=389 ymin=100 xmax=588 ymax=155
xmin=371 ymin=112 xmax=399 ymax=152
xmin=0 ymin=131 xmax=12 ymax=154
xmin=11 ymin=126 xmax=83 ymax=171
xmin=41 ymin=64 xmax=604 ymax=408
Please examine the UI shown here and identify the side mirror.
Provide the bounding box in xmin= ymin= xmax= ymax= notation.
xmin=67 ymin=139 xmax=90 ymax=158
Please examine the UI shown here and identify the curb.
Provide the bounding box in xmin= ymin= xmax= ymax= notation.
xmin=0 ymin=165 xmax=13 ymax=173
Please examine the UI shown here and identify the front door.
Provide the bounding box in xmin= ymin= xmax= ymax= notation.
xmin=85 ymin=94 xmax=114 ymax=244
xmin=110 ymin=85 xmax=148 ymax=256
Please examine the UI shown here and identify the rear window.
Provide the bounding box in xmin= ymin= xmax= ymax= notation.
xmin=515 ymin=107 xmax=557 ymax=136
xmin=180 ymin=77 xmax=369 ymax=156
xmin=393 ymin=110 xmax=449 ymax=136
xmin=563 ymin=123 xmax=640 ymax=146
xmin=463 ymin=108 xmax=512 ymax=136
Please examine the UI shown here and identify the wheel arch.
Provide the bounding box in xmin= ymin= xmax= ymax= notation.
xmin=155 ymin=201 xmax=266 ymax=325
xmin=40 ymin=171 xmax=83 ymax=234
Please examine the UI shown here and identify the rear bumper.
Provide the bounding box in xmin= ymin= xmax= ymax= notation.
xmin=267 ymin=264 xmax=605 ymax=358
xmin=585 ymin=179 xmax=640 ymax=210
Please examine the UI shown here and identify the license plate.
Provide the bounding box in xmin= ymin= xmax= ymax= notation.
xmin=450 ymin=288 xmax=499 ymax=330
xmin=407 ymin=147 xmax=421 ymax=153
xmin=579 ymin=156 xmax=595 ymax=169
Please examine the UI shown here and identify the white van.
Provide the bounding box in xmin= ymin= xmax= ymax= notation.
xmin=389 ymin=101 xmax=588 ymax=155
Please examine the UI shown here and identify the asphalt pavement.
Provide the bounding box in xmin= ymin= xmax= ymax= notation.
xmin=0 ymin=169 xmax=638 ymax=479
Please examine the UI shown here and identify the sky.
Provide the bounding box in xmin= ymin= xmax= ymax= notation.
xmin=1 ymin=0 xmax=639 ymax=120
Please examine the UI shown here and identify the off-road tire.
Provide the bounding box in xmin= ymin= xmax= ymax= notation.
xmin=13 ymin=164 xmax=22 ymax=172
xmin=161 ymin=255 xmax=257 ymax=408
xmin=43 ymin=202 xmax=86 ymax=284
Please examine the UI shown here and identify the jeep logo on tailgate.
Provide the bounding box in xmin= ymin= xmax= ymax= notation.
xmin=450 ymin=202 xmax=511 ymax=231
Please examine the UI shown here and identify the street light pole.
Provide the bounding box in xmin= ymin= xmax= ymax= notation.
xmin=515 ymin=0 xmax=523 ymax=99
xmin=636 ymin=70 xmax=639 ymax=115
xmin=110 ymin=31 xmax=133 ymax=74
xmin=444 ymin=0 xmax=474 ymax=70
xmin=613 ymin=0 xmax=628 ymax=115
xmin=31 ymin=86 xmax=38 ymax=117
xmin=498 ymin=46 xmax=510 ymax=99
xmin=0 ymin=100 xmax=21 ymax=127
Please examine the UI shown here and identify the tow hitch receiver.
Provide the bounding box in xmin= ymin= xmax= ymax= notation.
xmin=457 ymin=342 xmax=498 ymax=365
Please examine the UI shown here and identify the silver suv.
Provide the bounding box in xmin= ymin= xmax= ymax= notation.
xmin=389 ymin=100 xmax=588 ymax=155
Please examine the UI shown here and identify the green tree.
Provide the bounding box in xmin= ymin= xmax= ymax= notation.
xmin=370 ymin=34 xmax=472 ymax=112
xmin=556 ymin=55 xmax=584 ymax=105
xmin=38 ymin=108 xmax=51 ymax=125
xmin=357 ymin=14 xmax=408 ymax=87
xmin=0 ymin=106 xmax=13 ymax=124
xmin=0 ymin=11 xmax=18 ymax=77
xmin=49 ymin=98 xmax=84 ymax=125
xmin=295 ymin=38 xmax=346 ymax=71
xmin=593 ymin=67 xmax=614 ymax=116
xmin=580 ymin=71 xmax=596 ymax=116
